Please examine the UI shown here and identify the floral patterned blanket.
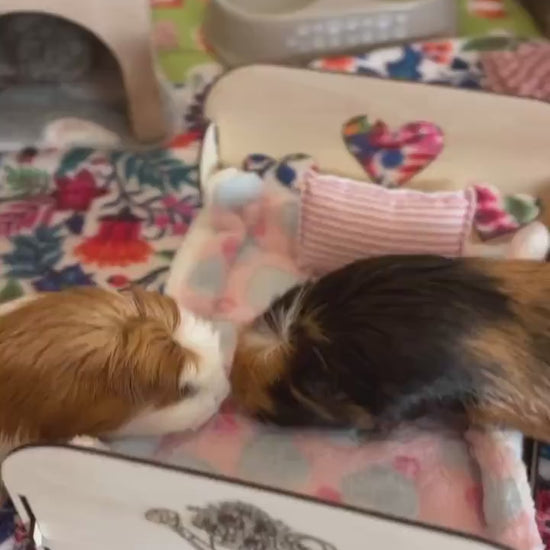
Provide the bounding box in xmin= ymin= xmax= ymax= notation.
xmin=0 ymin=142 xmax=200 ymax=301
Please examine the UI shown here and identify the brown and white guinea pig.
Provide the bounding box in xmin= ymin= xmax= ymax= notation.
xmin=231 ymin=255 xmax=550 ymax=440
xmin=0 ymin=286 xmax=228 ymax=456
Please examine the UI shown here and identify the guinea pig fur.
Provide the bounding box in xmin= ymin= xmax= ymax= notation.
xmin=0 ymin=286 xmax=228 ymax=456
xmin=231 ymin=255 xmax=550 ymax=440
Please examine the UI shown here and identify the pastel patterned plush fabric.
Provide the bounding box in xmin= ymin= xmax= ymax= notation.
xmin=157 ymin=170 xmax=541 ymax=550
xmin=297 ymin=171 xmax=476 ymax=275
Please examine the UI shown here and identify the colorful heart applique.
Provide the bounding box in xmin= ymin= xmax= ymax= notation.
xmin=343 ymin=116 xmax=444 ymax=187
xmin=474 ymin=184 xmax=542 ymax=241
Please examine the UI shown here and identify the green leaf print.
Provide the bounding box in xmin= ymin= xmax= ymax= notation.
xmin=0 ymin=278 xmax=24 ymax=304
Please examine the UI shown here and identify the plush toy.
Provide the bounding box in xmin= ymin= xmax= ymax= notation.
xmin=237 ymin=156 xmax=550 ymax=272
xmin=297 ymin=170 xmax=477 ymax=275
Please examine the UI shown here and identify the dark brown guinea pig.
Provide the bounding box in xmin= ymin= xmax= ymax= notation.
xmin=230 ymin=255 xmax=550 ymax=439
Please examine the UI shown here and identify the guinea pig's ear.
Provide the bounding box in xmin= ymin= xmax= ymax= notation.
xmin=114 ymin=288 xmax=199 ymax=407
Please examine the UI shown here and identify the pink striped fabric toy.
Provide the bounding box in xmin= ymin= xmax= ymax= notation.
xmin=298 ymin=170 xmax=476 ymax=275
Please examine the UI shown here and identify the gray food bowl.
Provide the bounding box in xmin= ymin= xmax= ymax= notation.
xmin=204 ymin=0 xmax=457 ymax=66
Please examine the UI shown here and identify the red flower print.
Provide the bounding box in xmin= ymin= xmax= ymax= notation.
xmin=537 ymin=489 xmax=550 ymax=514
xmin=536 ymin=510 xmax=550 ymax=542
xmin=154 ymin=214 xmax=170 ymax=230
xmin=320 ymin=56 xmax=355 ymax=72
xmin=162 ymin=195 xmax=195 ymax=216
xmin=172 ymin=222 xmax=187 ymax=235
xmin=53 ymin=169 xmax=105 ymax=212
xmin=108 ymin=274 xmax=130 ymax=288
xmin=0 ymin=196 xmax=55 ymax=237
xmin=75 ymin=208 xmax=153 ymax=267
xmin=467 ymin=0 xmax=507 ymax=19
xmin=153 ymin=215 xmax=188 ymax=236
xmin=421 ymin=41 xmax=454 ymax=64
xmin=14 ymin=517 xmax=29 ymax=544
xmin=153 ymin=195 xmax=196 ymax=236
xmin=169 ymin=130 xmax=203 ymax=148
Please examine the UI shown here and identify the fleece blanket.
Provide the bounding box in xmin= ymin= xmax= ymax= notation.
xmin=155 ymin=171 xmax=541 ymax=550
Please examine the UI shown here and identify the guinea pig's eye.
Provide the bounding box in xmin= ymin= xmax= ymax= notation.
xmin=180 ymin=383 xmax=198 ymax=399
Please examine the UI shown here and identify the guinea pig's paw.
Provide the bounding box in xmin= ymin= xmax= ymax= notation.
xmin=177 ymin=312 xmax=226 ymax=378
xmin=185 ymin=395 xmax=225 ymax=432
xmin=68 ymin=436 xmax=110 ymax=451
xmin=175 ymin=311 xmax=230 ymax=410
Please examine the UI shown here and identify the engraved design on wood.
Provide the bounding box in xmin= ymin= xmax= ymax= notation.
xmin=146 ymin=501 xmax=338 ymax=549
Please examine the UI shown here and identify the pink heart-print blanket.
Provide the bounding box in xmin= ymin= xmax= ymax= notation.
xmin=147 ymin=173 xmax=540 ymax=550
